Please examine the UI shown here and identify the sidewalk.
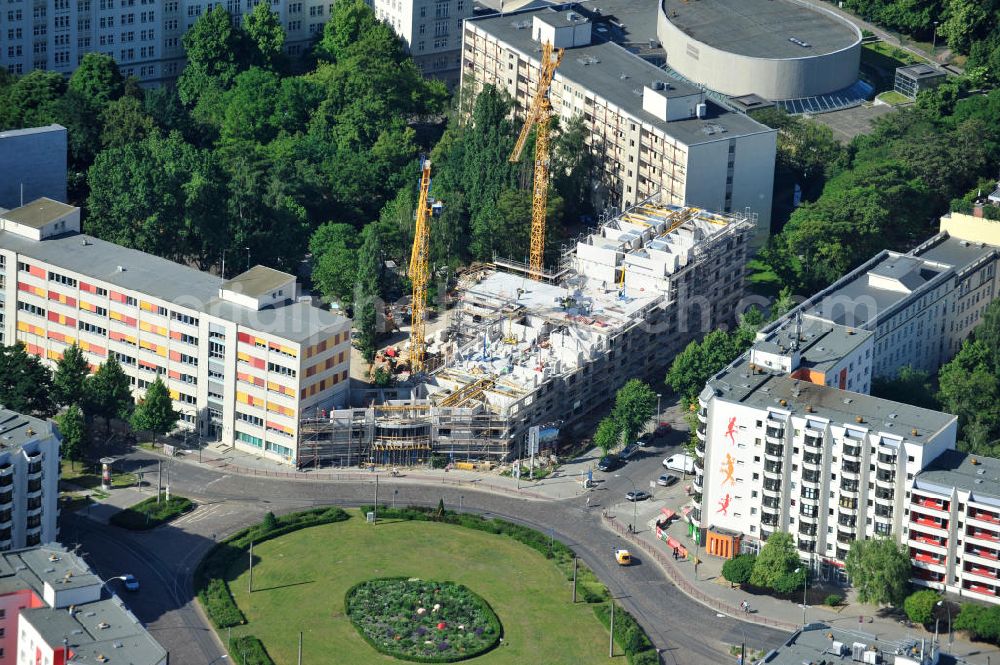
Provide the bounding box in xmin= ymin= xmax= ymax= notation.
xmin=68 ymin=487 xmax=146 ymax=525
xmin=601 ymin=508 xmax=1000 ymax=664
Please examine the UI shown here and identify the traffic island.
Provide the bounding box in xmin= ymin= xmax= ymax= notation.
xmin=109 ymin=495 xmax=193 ymax=530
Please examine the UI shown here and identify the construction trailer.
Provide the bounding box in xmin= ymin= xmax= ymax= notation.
xmin=297 ymin=193 xmax=757 ymax=468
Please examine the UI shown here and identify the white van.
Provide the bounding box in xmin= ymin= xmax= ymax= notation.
xmin=662 ymin=454 xmax=695 ymax=474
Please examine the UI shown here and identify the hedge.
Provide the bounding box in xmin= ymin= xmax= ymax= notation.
xmin=195 ymin=507 xmax=350 ymax=628
xmin=109 ymin=495 xmax=193 ymax=530
xmin=229 ymin=634 xmax=274 ymax=665
xmin=593 ymin=601 xmax=659 ymax=665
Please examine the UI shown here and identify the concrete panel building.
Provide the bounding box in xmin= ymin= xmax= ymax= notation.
xmin=0 ymin=126 xmax=67 ymax=211
xmin=370 ymin=0 xmax=473 ymax=81
xmin=0 ymin=544 xmax=167 ymax=664
xmin=0 ymin=198 xmax=351 ymax=465
xmin=461 ymin=7 xmax=777 ymax=240
xmin=0 ymin=410 xmax=59 ymax=552
xmin=656 ymin=0 xmax=862 ymax=102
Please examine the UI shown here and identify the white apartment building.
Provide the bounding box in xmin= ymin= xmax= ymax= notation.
xmin=0 ymin=0 xmax=336 ymax=83
xmin=0 ymin=198 xmax=351 ymax=465
xmin=0 ymin=410 xmax=59 ymax=552
xmin=461 ymin=8 xmax=777 ymax=243
xmin=909 ymin=451 xmax=1000 ymax=605
xmin=0 ymin=544 xmax=166 ymax=664
xmin=369 ymin=0 xmax=472 ymax=80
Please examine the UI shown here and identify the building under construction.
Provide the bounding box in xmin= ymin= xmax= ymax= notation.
xmin=298 ymin=193 xmax=757 ymax=468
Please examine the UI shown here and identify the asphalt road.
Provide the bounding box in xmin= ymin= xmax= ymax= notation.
xmin=62 ymin=437 xmax=789 ymax=665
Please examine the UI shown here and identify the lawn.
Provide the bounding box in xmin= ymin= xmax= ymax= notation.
xmin=876 ymin=90 xmax=913 ymax=106
xmin=224 ymin=516 xmax=617 ymax=664
xmin=60 ymin=460 xmax=137 ymax=491
xmin=109 ymin=495 xmax=193 ymax=530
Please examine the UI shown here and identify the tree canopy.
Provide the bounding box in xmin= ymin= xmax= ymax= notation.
xmin=52 ymin=344 xmax=91 ymax=408
xmin=86 ymin=357 xmax=135 ymax=423
xmin=130 ymin=378 xmax=180 ymax=436
xmin=0 ymin=344 xmax=55 ymax=417
xmin=844 ymin=538 xmax=912 ymax=606
xmin=749 ymin=532 xmax=800 ymax=589
xmin=611 ymin=380 xmax=658 ymax=447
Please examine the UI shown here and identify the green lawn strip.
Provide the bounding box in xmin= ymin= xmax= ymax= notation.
xmin=59 ymin=460 xmax=137 ymax=490
xmin=876 ymin=90 xmax=912 ymax=105
xmin=221 ymin=513 xmax=617 ymax=664
xmin=593 ymin=602 xmax=659 ymax=665
xmin=195 ymin=508 xmax=350 ymax=629
xmin=108 ymin=495 xmax=193 ymax=530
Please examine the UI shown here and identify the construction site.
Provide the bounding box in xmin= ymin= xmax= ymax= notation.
xmin=298 ymin=193 xmax=757 ymax=468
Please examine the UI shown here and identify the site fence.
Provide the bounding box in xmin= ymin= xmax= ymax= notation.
xmin=603 ymin=513 xmax=799 ymax=633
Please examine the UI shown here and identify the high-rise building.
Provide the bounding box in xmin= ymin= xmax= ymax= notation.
xmin=0 ymin=198 xmax=351 ymax=465
xmin=0 ymin=544 xmax=167 ymax=664
xmin=0 ymin=0 xmax=335 ymax=84
xmin=370 ymin=0 xmax=472 ymax=81
xmin=461 ymin=7 xmax=777 ymax=242
xmin=0 ymin=410 xmax=59 ymax=552
xmin=0 ymin=126 xmax=67 ymax=211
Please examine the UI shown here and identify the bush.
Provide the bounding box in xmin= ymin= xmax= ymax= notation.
xmin=721 ymin=554 xmax=755 ymax=586
xmin=199 ymin=578 xmax=245 ymax=628
xmin=824 ymin=594 xmax=844 ymax=607
xmin=772 ymin=568 xmax=807 ymax=595
xmin=195 ymin=507 xmax=350 ymax=628
xmin=229 ymin=634 xmax=274 ymax=665
xmin=954 ymin=602 xmax=1000 ymax=644
xmin=904 ymin=589 xmax=940 ymax=625
xmin=109 ymin=495 xmax=193 ymax=530
xmin=593 ymin=601 xmax=657 ymax=665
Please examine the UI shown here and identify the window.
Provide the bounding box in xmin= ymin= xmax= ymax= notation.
xmin=78 ymin=321 xmax=107 ymax=336
xmin=179 ymin=353 xmax=198 ymax=366
xmin=179 ymin=333 xmax=197 ymax=345
xmin=209 ymin=342 xmax=225 ymax=359
xmin=17 ymin=301 xmax=45 ymax=317
xmin=267 ymin=362 xmax=296 ymax=378
xmin=237 ymin=431 xmax=263 ymax=448
xmin=171 ymin=312 xmax=199 ymax=326
xmin=110 ymin=351 xmax=135 ymax=366
xmin=237 ymin=412 xmax=263 ymax=427
xmin=125 ymin=296 xmax=137 ymax=307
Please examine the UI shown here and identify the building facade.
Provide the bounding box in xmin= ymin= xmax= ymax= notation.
xmin=0 ymin=410 xmax=59 ymax=552
xmin=0 ymin=544 xmax=166 ymax=664
xmin=0 ymin=126 xmax=67 ymax=211
xmin=461 ymin=8 xmax=777 ymax=240
xmin=0 ymin=0 xmax=334 ymax=83
xmin=369 ymin=0 xmax=472 ymax=80
xmin=0 ymin=198 xmax=351 ymax=464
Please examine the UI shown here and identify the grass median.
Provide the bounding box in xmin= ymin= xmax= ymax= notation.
xmin=109 ymin=495 xmax=193 ymax=531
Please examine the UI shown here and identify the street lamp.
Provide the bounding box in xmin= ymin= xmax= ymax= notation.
xmin=653 ymin=394 xmax=662 ymax=433
xmin=932 ymin=21 xmax=939 ymax=52
xmin=626 ymin=477 xmax=638 ymax=532
xmin=393 ymin=489 xmax=398 ymax=510
xmin=794 ymin=567 xmax=808 ymax=627
xmin=459 ymin=495 xmax=464 ymax=513
xmin=936 ymin=600 xmax=952 ymax=647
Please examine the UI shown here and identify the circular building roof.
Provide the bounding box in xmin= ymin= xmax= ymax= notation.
xmin=661 ymin=0 xmax=859 ymax=60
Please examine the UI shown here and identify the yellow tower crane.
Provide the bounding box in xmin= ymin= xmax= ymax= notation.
xmin=508 ymin=40 xmax=564 ymax=278
xmin=408 ymin=159 xmax=433 ymax=373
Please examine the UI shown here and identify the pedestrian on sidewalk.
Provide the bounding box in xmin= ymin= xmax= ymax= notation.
xmin=586 ymin=496 xmax=591 ymax=509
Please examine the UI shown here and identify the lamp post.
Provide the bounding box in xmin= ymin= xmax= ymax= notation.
xmin=626 ymin=477 xmax=638 ymax=532
xmin=653 ymin=394 xmax=661 ymax=434
xmin=794 ymin=567 xmax=808 ymax=627
xmin=459 ymin=495 xmax=464 ymax=513
xmin=932 ymin=21 xmax=939 ymax=52
xmin=936 ymin=600 xmax=952 ymax=646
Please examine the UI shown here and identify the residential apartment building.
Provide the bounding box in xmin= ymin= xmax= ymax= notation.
xmin=461 ymin=8 xmax=777 ymax=242
xmin=0 ymin=126 xmax=67 ymax=211
xmin=0 ymin=198 xmax=351 ymax=465
xmin=0 ymin=0 xmax=336 ymax=83
xmin=370 ymin=0 xmax=472 ymax=80
xmin=692 ymin=212 xmax=1000 ymax=590
xmin=0 ymin=544 xmax=166 ymax=664
xmin=909 ymin=451 xmax=1000 ymax=604
xmin=0 ymin=410 xmax=59 ymax=552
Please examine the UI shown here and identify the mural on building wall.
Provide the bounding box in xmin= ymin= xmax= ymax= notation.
xmin=717 ymin=494 xmax=731 ymax=515
xmin=720 ymin=453 xmax=736 ymax=486
xmin=725 ymin=416 xmax=737 ymax=444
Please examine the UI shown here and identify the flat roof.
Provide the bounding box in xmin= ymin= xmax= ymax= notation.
xmin=758 ymin=319 xmax=873 ymax=374
xmin=0 ymin=124 xmax=66 ymax=140
xmin=897 ymin=63 xmax=945 ymax=79
xmin=1 ymin=198 xmax=75 ymax=229
xmin=912 ymin=233 xmax=998 ymax=274
xmin=0 ymin=409 xmax=52 ymax=450
xmin=661 ymin=0 xmax=859 ymax=58
xmin=222 ymin=265 xmax=294 ymax=298
xmin=765 ymin=623 xmax=923 ymax=665
xmin=0 ymin=228 xmax=347 ymax=342
xmin=916 ymin=449 xmax=1000 ymax=503
xmin=468 ymin=8 xmax=774 ymax=146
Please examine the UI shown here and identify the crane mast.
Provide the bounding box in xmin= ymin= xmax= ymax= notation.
xmin=408 ymin=159 xmax=433 ymax=373
xmin=509 ymin=40 xmax=564 ymax=278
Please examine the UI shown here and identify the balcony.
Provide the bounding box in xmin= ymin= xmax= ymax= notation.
xmin=875 ymin=505 xmax=894 ymax=518
xmin=691 ymin=493 xmax=702 ymax=509
xmin=970 ymin=509 xmax=1000 ymax=525
xmin=802 ymin=453 xmax=823 ymax=470
xmin=842 ymin=444 xmax=861 ymax=459
xmin=27 ymin=462 xmax=42 ymax=479
xmin=840 ymin=481 xmax=859 ymax=497
xmin=966 ymin=545 xmax=1000 ymax=562
xmin=799 ymin=523 xmax=818 ymax=536
xmin=963 ymin=581 xmax=997 ymax=597
xmin=912 ymin=514 xmax=948 ymax=529
xmin=0 ymin=491 xmax=12 ymax=506
xmin=762 ymin=496 xmax=781 ymax=509
xmin=837 ymin=531 xmax=855 ymax=544
xmin=836 ymin=547 xmax=850 ymax=560
xmin=765 ymin=444 xmax=784 ymax=458
xmin=803 ymin=432 xmax=823 ymax=449
xmin=964 ymin=564 xmax=999 ymax=581
xmin=968 ymin=528 xmax=1000 ymax=543
xmin=799 ymin=510 xmax=819 ymax=523
xmin=695 ymin=442 xmax=705 ymax=459
xmin=692 ymin=475 xmax=702 ymax=492
xmin=763 ymin=468 xmax=783 ymax=482
xmin=695 ymin=426 xmax=705 ymax=442
xmin=838 ymin=515 xmax=858 ymax=528
xmin=910 ymin=534 xmax=948 ymax=550
xmin=765 ymin=427 xmax=784 ymax=442
xmin=761 ymin=515 xmax=780 ymax=527
xmin=798 ymin=539 xmax=817 ymax=552
xmin=915 ymin=496 xmax=949 ymax=512
xmin=911 ymin=549 xmax=945 ymax=566
xmin=875 ymin=487 xmax=894 ymax=501
xmin=801 ymin=469 xmax=821 ymax=483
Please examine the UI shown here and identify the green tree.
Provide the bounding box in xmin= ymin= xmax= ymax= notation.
xmin=611 ymin=379 xmax=658 ymax=446
xmin=316 ymin=0 xmax=379 ymax=63
xmin=937 ymin=340 xmax=999 ymax=431
xmin=872 ymin=365 xmax=939 ymax=410
xmin=750 ymin=531 xmax=799 ymax=589
xmin=219 ymin=67 xmax=283 ymax=145
xmin=954 ymin=603 xmax=1000 ymax=643
xmin=130 ymin=378 xmax=179 ymax=437
xmin=721 ymin=554 xmax=756 ymax=586
xmin=904 ymin=589 xmax=941 ymax=625
xmin=844 ymin=538 xmax=912 ymax=606
xmin=939 ymin=0 xmax=991 ymax=53
xmin=243 ymin=1 xmax=285 ymax=70
xmin=52 ymin=344 xmax=90 ymax=407
xmin=68 ymin=53 xmax=125 ymax=108
xmin=355 ymin=224 xmax=383 ymax=364
xmin=56 ymin=404 xmax=88 ymax=466
xmin=772 ymin=568 xmax=808 ymax=595
xmin=593 ymin=417 xmax=621 ymax=456
xmin=86 ymin=356 xmax=135 ymax=424
xmin=99 ymin=96 xmax=158 ymax=149
xmin=0 ymin=344 xmax=54 ymax=417
xmin=178 ymin=6 xmax=248 ymax=105
xmin=665 ymin=330 xmax=742 ymax=402
xmin=310 ymin=222 xmax=361 ymax=304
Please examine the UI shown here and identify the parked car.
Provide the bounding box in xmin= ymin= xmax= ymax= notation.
xmin=122 ymin=574 xmax=139 ymax=592
xmin=625 ymin=490 xmax=651 ymax=502
xmin=620 ymin=445 xmax=639 ymax=460
xmin=597 ymin=455 xmax=621 ymax=472
xmin=656 ymin=473 xmax=679 ymax=487
xmin=615 ymin=549 xmax=632 ymax=566
xmin=637 ymin=433 xmax=654 ymax=447
xmin=662 ymin=454 xmax=695 ymax=474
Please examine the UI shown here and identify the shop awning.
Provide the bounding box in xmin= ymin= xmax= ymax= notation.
xmin=660 ymin=508 xmax=675 ymax=520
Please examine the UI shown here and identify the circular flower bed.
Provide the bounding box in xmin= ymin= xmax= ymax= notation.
xmin=345 ymin=578 xmax=502 ymax=662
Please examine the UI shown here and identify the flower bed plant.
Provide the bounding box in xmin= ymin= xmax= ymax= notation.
xmin=345 ymin=577 xmax=501 ymax=662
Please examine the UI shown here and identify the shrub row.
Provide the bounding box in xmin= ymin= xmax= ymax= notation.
xmin=109 ymin=495 xmax=193 ymax=531
xmin=228 ymin=634 xmax=274 ymax=665
xmin=196 ymin=507 xmax=349 ymax=628
xmin=593 ymin=602 xmax=659 ymax=665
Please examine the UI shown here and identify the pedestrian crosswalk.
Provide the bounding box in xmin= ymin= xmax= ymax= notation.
xmin=171 ymin=502 xmax=233 ymax=527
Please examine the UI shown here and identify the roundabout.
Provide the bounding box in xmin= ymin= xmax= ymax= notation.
xmin=221 ymin=515 xmax=614 ymax=664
